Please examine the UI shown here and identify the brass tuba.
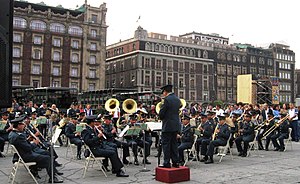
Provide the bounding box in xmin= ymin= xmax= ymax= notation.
xmin=179 ymin=99 xmax=187 ymax=115
xmin=122 ymin=99 xmax=137 ymax=114
xmin=155 ymin=100 xmax=164 ymax=114
xmin=105 ymin=98 xmax=120 ymax=112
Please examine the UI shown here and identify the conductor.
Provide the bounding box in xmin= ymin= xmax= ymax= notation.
xmin=158 ymin=84 xmax=181 ymax=168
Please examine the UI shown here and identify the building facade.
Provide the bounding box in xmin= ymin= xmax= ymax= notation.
xmin=106 ymin=27 xmax=296 ymax=104
xmin=12 ymin=1 xmax=107 ymax=91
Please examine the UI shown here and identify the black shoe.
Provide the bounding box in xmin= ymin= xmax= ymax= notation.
xmin=134 ymin=159 xmax=139 ymax=166
xmin=204 ymin=158 xmax=214 ymax=164
xmin=258 ymin=147 xmax=264 ymax=150
xmin=123 ymin=159 xmax=130 ymax=165
xmin=56 ymin=171 xmax=63 ymax=176
xmin=77 ymin=155 xmax=81 ymax=160
xmin=102 ymin=165 xmax=111 ymax=172
xmin=265 ymin=148 xmax=269 ymax=151
xmin=48 ymin=176 xmax=63 ymax=183
xmin=192 ymin=156 xmax=200 ymax=161
xmin=241 ymin=153 xmax=247 ymax=157
xmin=116 ymin=170 xmax=129 ymax=177
xmin=200 ymin=156 xmax=208 ymax=162
xmin=172 ymin=163 xmax=180 ymax=168
xmin=143 ymin=159 xmax=151 ymax=165
xmin=31 ymin=170 xmax=41 ymax=179
xmin=55 ymin=161 xmax=62 ymax=167
xmin=238 ymin=152 xmax=243 ymax=156
xmin=0 ymin=152 xmax=4 ymax=158
xmin=158 ymin=164 xmax=171 ymax=168
xmin=274 ymin=148 xmax=280 ymax=151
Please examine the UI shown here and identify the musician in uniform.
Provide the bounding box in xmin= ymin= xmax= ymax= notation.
xmin=158 ymin=84 xmax=181 ymax=168
xmin=263 ymin=112 xmax=276 ymax=151
xmin=256 ymin=112 xmax=274 ymax=150
xmin=229 ymin=112 xmax=239 ymax=147
xmin=204 ymin=115 xmax=231 ymax=164
xmin=234 ymin=113 xmax=255 ymax=157
xmin=8 ymin=116 xmax=63 ymax=183
xmin=102 ymin=114 xmax=131 ymax=165
xmin=81 ymin=115 xmax=129 ymax=177
xmin=195 ymin=112 xmax=214 ymax=162
xmin=177 ymin=114 xmax=194 ymax=165
xmin=65 ymin=115 xmax=83 ymax=160
xmin=124 ymin=113 xmax=151 ymax=165
xmin=0 ymin=111 xmax=12 ymax=157
xmin=271 ymin=112 xmax=290 ymax=151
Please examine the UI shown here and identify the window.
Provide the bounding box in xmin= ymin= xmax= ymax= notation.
xmin=179 ymin=62 xmax=184 ymax=71
xmin=203 ymin=76 xmax=208 ymax=90
xmin=145 ymin=76 xmax=150 ymax=86
xmin=68 ymin=26 xmax=83 ymax=35
xmin=13 ymin=47 xmax=21 ymax=57
xmin=145 ymin=58 xmax=150 ymax=68
xmin=33 ymin=49 xmax=41 ymax=59
xmin=71 ymin=53 xmax=79 ymax=63
xmin=32 ymin=80 xmax=40 ymax=88
xmin=30 ymin=20 xmax=46 ymax=31
xmin=13 ymin=33 xmax=22 ymax=42
xmin=71 ymin=68 xmax=78 ymax=77
xmin=89 ymin=83 xmax=95 ymax=91
xmin=179 ymin=91 xmax=184 ymax=99
xmin=91 ymin=14 xmax=98 ymax=23
xmin=190 ymin=79 xmax=195 ymax=88
xmin=156 ymin=59 xmax=162 ymax=69
xmin=33 ymin=35 xmax=42 ymax=44
xmin=52 ymin=66 xmax=60 ymax=76
xmin=203 ymin=50 xmax=208 ymax=59
xmin=190 ymin=63 xmax=195 ymax=72
xmin=70 ymin=82 xmax=78 ymax=89
xmin=190 ymin=92 xmax=195 ymax=101
xmin=50 ymin=23 xmax=65 ymax=33
xmin=12 ymin=63 xmax=20 ymax=73
xmin=203 ymin=65 xmax=208 ymax=74
xmin=32 ymin=65 xmax=41 ymax=74
xmin=53 ymin=38 xmax=61 ymax=47
xmin=52 ymin=80 xmax=60 ymax=87
xmin=53 ymin=51 xmax=61 ymax=61
xmin=227 ymin=65 xmax=232 ymax=75
xmin=90 ymin=43 xmax=97 ymax=50
xmin=72 ymin=40 xmax=79 ymax=49
xmin=179 ymin=78 xmax=184 ymax=88
xmin=90 ymin=55 xmax=96 ymax=64
xmin=12 ymin=79 xmax=19 ymax=86
xmin=156 ymin=76 xmax=161 ymax=86
xmin=167 ymin=60 xmax=173 ymax=70
xmin=91 ymin=29 xmax=97 ymax=37
xmin=89 ymin=69 xmax=96 ymax=78
xmin=13 ymin=17 xmax=27 ymax=28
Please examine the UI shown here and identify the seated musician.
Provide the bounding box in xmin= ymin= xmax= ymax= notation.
xmin=24 ymin=113 xmax=63 ymax=168
xmin=177 ymin=114 xmax=194 ymax=165
xmin=271 ymin=112 xmax=290 ymax=151
xmin=8 ymin=116 xmax=63 ymax=183
xmin=195 ymin=112 xmax=214 ymax=162
xmin=263 ymin=112 xmax=277 ymax=151
xmin=65 ymin=115 xmax=83 ymax=160
xmin=0 ymin=111 xmax=12 ymax=157
xmin=234 ymin=113 xmax=255 ymax=157
xmin=101 ymin=114 xmax=131 ymax=165
xmin=229 ymin=112 xmax=239 ymax=148
xmin=204 ymin=115 xmax=231 ymax=164
xmin=124 ymin=113 xmax=151 ymax=165
xmin=81 ymin=115 xmax=129 ymax=177
xmin=256 ymin=112 xmax=274 ymax=150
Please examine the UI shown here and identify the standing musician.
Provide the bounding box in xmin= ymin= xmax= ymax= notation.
xmin=81 ymin=115 xmax=129 ymax=177
xmin=204 ymin=115 xmax=231 ymax=164
xmin=177 ymin=114 xmax=195 ymax=165
xmin=124 ymin=113 xmax=151 ymax=165
xmin=195 ymin=112 xmax=214 ymax=162
xmin=271 ymin=112 xmax=290 ymax=151
xmin=8 ymin=116 xmax=63 ymax=183
xmin=234 ymin=113 xmax=255 ymax=157
xmin=158 ymin=84 xmax=181 ymax=168
xmin=0 ymin=111 xmax=12 ymax=157
xmin=101 ymin=114 xmax=131 ymax=165
xmin=65 ymin=115 xmax=83 ymax=160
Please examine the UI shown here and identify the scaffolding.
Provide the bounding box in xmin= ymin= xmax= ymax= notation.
xmin=255 ymin=78 xmax=272 ymax=105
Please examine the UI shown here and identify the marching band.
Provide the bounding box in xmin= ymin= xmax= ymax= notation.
xmin=1 ymin=89 xmax=300 ymax=182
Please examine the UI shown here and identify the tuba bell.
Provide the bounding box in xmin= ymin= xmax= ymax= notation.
xmin=105 ymin=98 xmax=120 ymax=112
xmin=179 ymin=99 xmax=187 ymax=116
xmin=155 ymin=100 xmax=164 ymax=114
xmin=122 ymin=99 xmax=137 ymax=114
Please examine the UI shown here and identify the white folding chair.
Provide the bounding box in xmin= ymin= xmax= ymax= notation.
xmin=5 ymin=141 xmax=12 ymax=155
xmin=8 ymin=145 xmax=38 ymax=184
xmin=247 ymin=130 xmax=259 ymax=157
xmin=217 ymin=134 xmax=233 ymax=163
xmin=82 ymin=144 xmax=107 ymax=178
xmin=284 ymin=128 xmax=293 ymax=151
xmin=65 ymin=138 xmax=77 ymax=159
xmin=183 ymin=135 xmax=199 ymax=166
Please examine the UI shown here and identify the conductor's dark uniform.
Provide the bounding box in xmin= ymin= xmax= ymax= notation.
xmin=159 ymin=85 xmax=181 ymax=168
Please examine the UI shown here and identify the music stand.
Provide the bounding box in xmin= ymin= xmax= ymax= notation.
xmin=139 ymin=124 xmax=150 ymax=172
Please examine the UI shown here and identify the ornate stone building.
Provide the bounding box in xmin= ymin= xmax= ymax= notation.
xmin=12 ymin=1 xmax=107 ymax=91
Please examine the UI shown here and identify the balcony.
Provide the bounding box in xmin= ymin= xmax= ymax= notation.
xmin=86 ymin=76 xmax=99 ymax=80
xmin=87 ymin=34 xmax=101 ymax=40
xmin=86 ymin=62 xmax=100 ymax=66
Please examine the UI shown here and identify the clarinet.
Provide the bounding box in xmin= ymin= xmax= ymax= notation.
xmin=26 ymin=127 xmax=48 ymax=149
xmin=95 ymin=126 xmax=107 ymax=140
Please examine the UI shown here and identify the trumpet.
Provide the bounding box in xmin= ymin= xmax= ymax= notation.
xmin=95 ymin=125 xmax=107 ymax=139
xmin=262 ymin=114 xmax=289 ymax=139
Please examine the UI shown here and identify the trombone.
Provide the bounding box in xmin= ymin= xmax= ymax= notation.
xmin=262 ymin=114 xmax=289 ymax=139
xmin=255 ymin=116 xmax=275 ymax=131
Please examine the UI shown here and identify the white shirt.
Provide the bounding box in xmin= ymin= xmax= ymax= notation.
xmin=113 ymin=107 xmax=120 ymax=118
xmin=215 ymin=109 xmax=224 ymax=116
xmin=288 ymin=108 xmax=298 ymax=121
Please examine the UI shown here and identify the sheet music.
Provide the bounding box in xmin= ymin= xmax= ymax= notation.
xmin=51 ymin=128 xmax=62 ymax=144
xmin=118 ymin=125 xmax=129 ymax=138
xmin=146 ymin=121 xmax=162 ymax=131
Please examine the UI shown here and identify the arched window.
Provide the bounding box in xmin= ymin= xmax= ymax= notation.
xmin=13 ymin=17 xmax=27 ymax=28
xmin=30 ymin=20 xmax=46 ymax=31
xmin=50 ymin=23 xmax=65 ymax=33
xmin=217 ymin=52 xmax=221 ymax=59
xmin=168 ymin=46 xmax=173 ymax=53
xmin=227 ymin=53 xmax=232 ymax=61
xmin=145 ymin=42 xmax=151 ymax=51
xmin=155 ymin=44 xmax=159 ymax=51
xmin=203 ymin=50 xmax=208 ymax=59
xmin=71 ymin=53 xmax=79 ymax=63
xmin=68 ymin=26 xmax=83 ymax=36
xmin=90 ymin=55 xmax=96 ymax=64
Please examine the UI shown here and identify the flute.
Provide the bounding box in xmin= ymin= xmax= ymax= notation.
xmin=95 ymin=125 xmax=107 ymax=139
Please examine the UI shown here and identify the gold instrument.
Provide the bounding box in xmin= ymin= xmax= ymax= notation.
xmin=212 ymin=124 xmax=219 ymax=141
xmin=234 ymin=120 xmax=242 ymax=139
xmin=95 ymin=125 xmax=107 ymax=139
xmin=58 ymin=117 xmax=69 ymax=128
xmin=262 ymin=114 xmax=289 ymax=138
xmin=105 ymin=98 xmax=120 ymax=112
xmin=255 ymin=116 xmax=275 ymax=131
xmin=122 ymin=99 xmax=137 ymax=114
xmin=155 ymin=100 xmax=164 ymax=114
xmin=225 ymin=117 xmax=235 ymax=128
xmin=25 ymin=127 xmax=47 ymax=149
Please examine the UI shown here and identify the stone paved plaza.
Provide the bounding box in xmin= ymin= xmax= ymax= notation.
xmin=1 ymin=141 xmax=300 ymax=184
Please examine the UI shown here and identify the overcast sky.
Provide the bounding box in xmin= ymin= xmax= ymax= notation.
xmin=26 ymin=0 xmax=299 ymax=68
